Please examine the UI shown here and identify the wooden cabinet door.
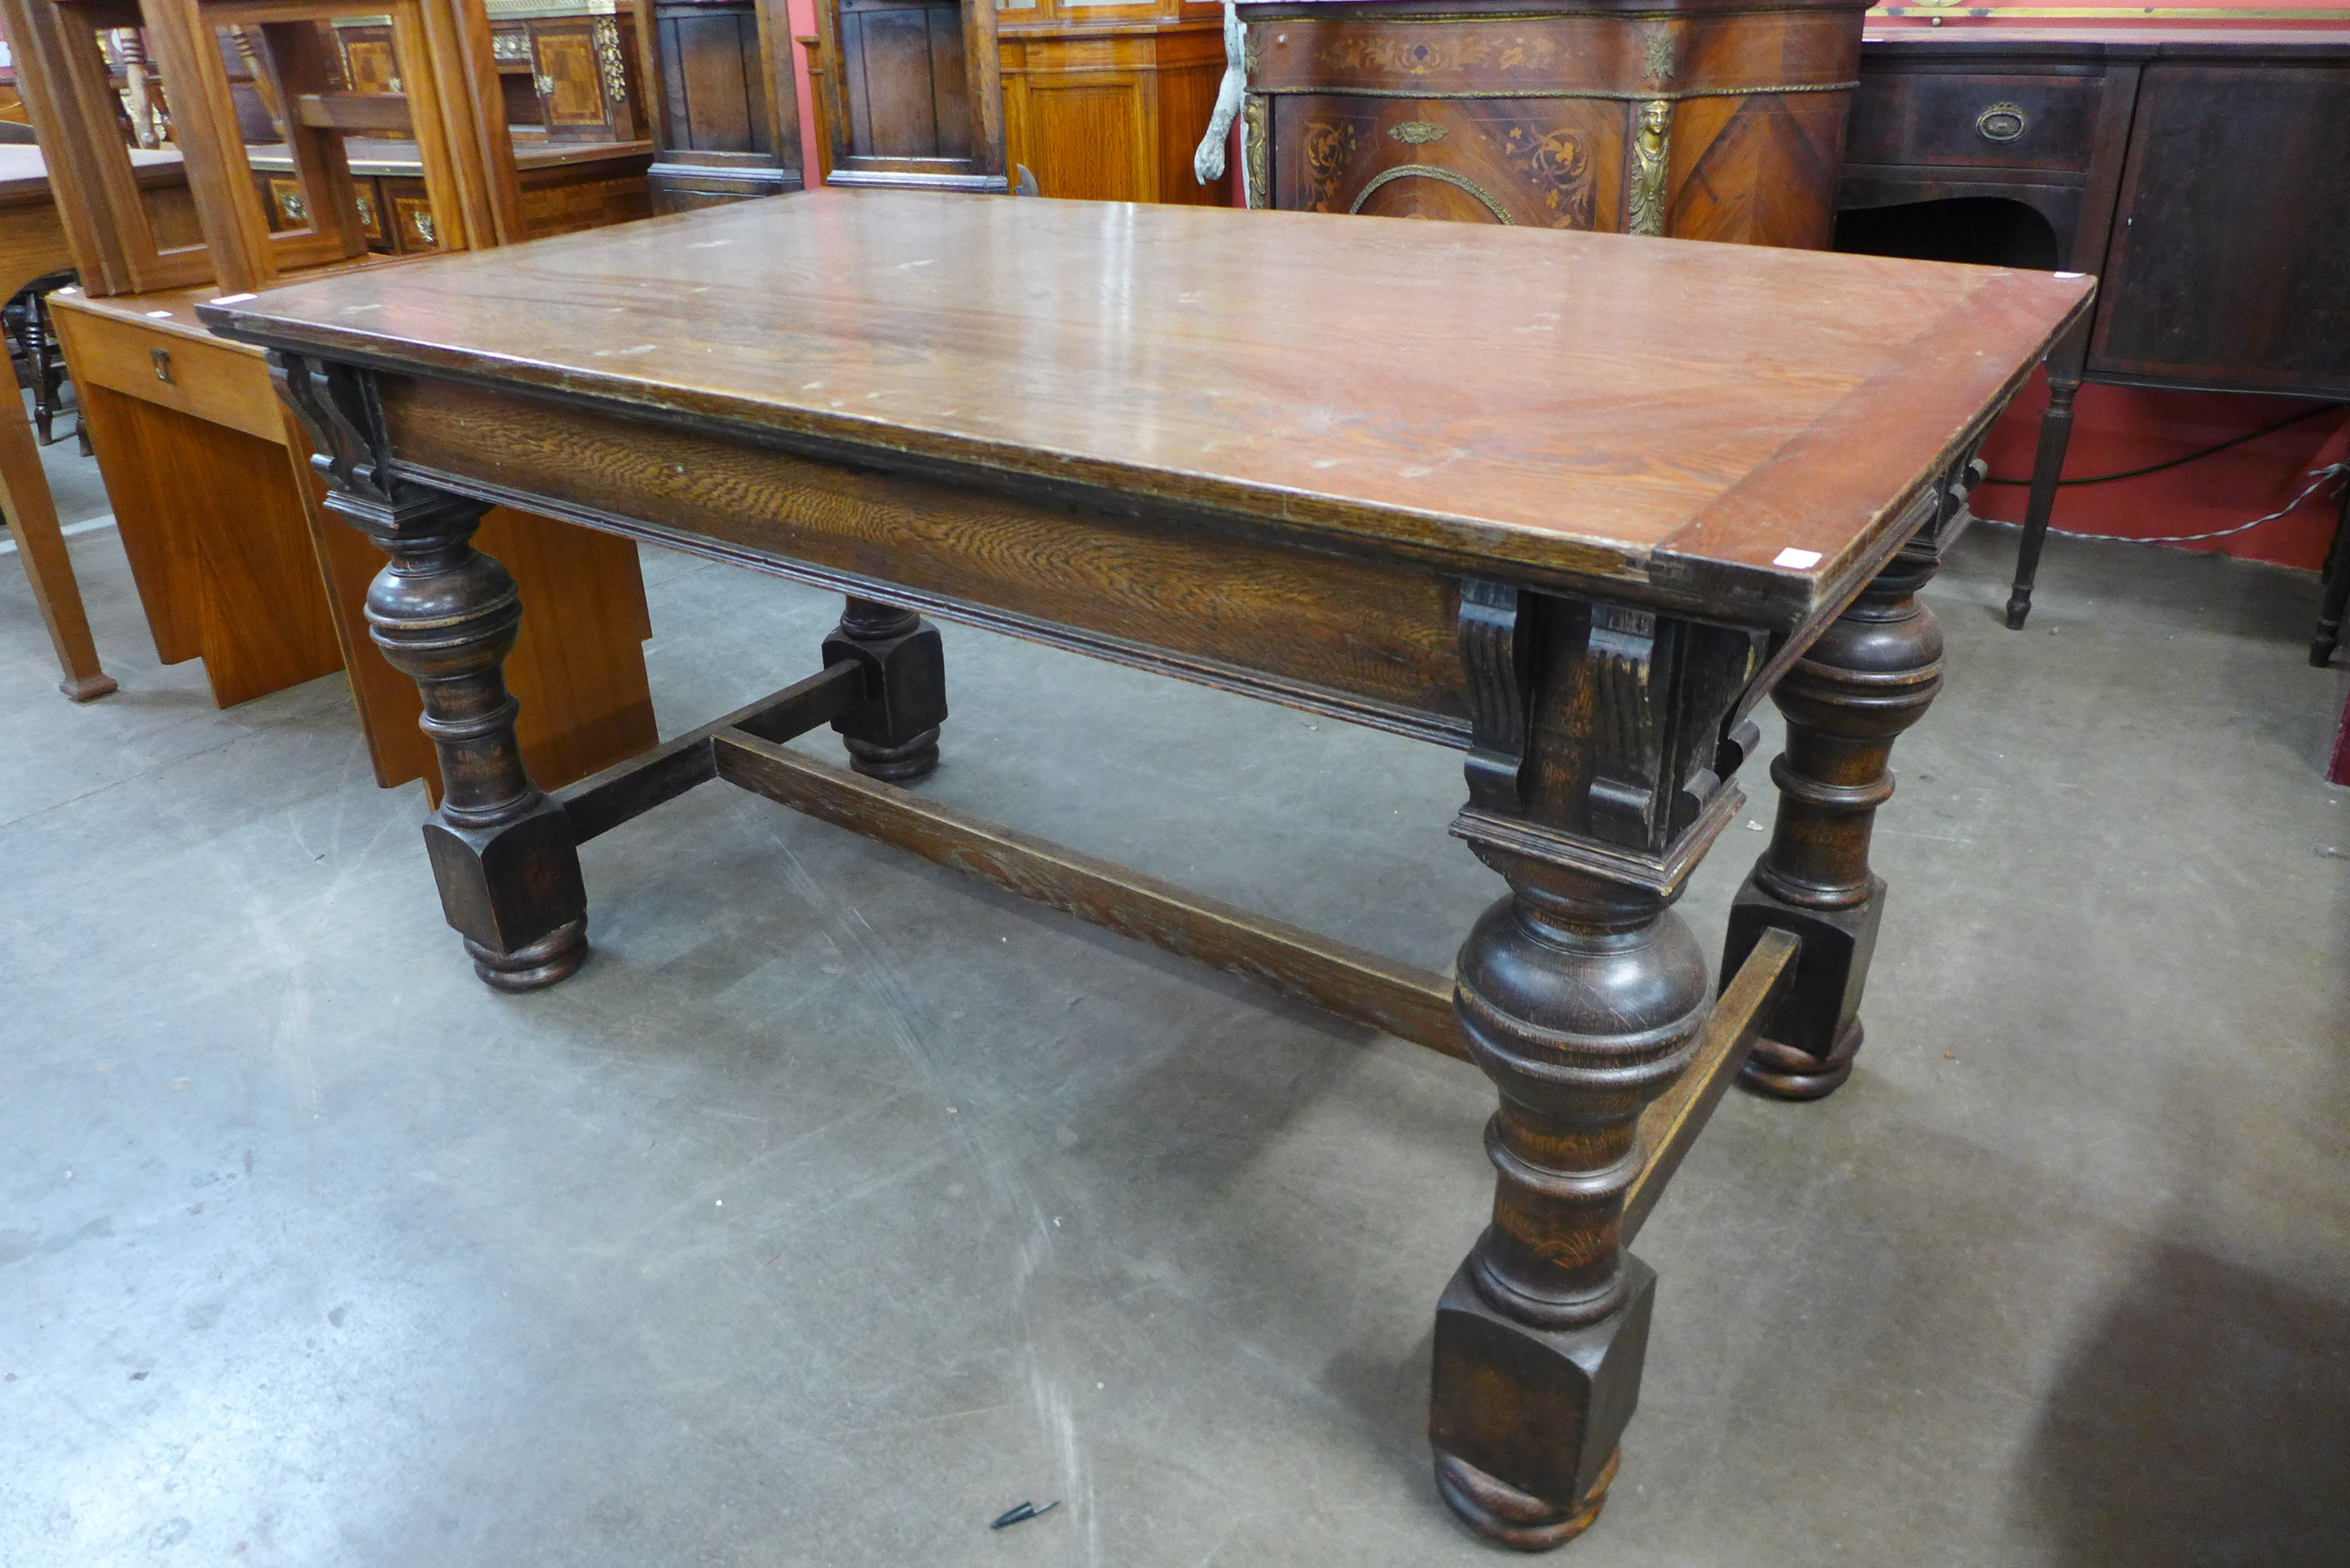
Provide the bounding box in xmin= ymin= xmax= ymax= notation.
xmin=2090 ymin=61 xmax=2350 ymax=394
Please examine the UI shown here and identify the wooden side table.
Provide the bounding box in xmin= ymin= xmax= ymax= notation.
xmin=0 ymin=143 xmax=190 ymax=699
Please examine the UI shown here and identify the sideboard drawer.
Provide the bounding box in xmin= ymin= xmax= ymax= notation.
xmin=1847 ymin=70 xmax=2105 ymax=172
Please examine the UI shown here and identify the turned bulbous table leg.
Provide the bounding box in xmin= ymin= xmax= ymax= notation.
xmin=1724 ymin=533 xmax=1944 ymax=1100
xmin=362 ymin=498 xmax=589 ymax=991
xmin=1432 ymin=856 xmax=1710 ymax=1547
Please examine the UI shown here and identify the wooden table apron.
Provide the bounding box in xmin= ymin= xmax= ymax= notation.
xmin=199 ymin=192 xmax=2087 ymax=1551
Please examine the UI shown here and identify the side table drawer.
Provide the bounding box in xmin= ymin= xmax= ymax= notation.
xmin=52 ymin=302 xmax=281 ymax=445
xmin=1847 ymin=70 xmax=2105 ymax=173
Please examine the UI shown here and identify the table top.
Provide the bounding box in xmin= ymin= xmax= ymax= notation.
xmin=200 ymin=190 xmax=2090 ymax=622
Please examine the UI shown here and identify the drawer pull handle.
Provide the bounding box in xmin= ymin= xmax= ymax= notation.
xmin=1977 ymin=103 xmax=2028 ymax=142
xmin=150 ymin=347 xmax=172 ymax=385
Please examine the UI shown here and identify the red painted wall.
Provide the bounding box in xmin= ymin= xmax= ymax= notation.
xmin=785 ymin=0 xmax=821 ymax=189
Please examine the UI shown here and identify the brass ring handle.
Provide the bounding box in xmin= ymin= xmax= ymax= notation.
xmin=1977 ymin=103 xmax=2028 ymax=142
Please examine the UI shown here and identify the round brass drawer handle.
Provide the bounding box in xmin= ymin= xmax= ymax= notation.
xmin=1977 ymin=103 xmax=2029 ymax=142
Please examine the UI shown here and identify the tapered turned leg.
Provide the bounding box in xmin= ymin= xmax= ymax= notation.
xmin=360 ymin=496 xmax=588 ymax=990
xmin=823 ymin=596 xmax=946 ymax=782
xmin=2309 ymin=480 xmax=2350 ymax=667
xmin=1430 ymin=859 xmax=1709 ymax=1549
xmin=2006 ymin=375 xmax=2077 ymax=631
xmin=1724 ymin=534 xmax=1944 ymax=1100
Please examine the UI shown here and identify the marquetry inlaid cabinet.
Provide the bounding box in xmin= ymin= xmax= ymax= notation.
xmin=1234 ymin=0 xmax=1869 ymax=242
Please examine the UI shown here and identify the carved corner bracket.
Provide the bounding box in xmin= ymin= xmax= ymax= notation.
xmin=1451 ymin=580 xmax=1764 ymax=897
xmin=273 ymin=350 xmax=491 ymax=544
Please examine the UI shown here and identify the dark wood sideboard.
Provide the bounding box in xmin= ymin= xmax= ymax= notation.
xmin=1833 ymin=29 xmax=2350 ymax=635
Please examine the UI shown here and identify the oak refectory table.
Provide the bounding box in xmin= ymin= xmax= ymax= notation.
xmin=199 ymin=192 xmax=2089 ymax=1551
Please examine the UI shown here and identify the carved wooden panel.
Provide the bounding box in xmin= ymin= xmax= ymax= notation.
xmin=2089 ymin=59 xmax=2350 ymax=391
xmin=657 ymin=2 xmax=769 ymax=154
xmin=840 ymin=0 xmax=970 ymax=159
xmin=1275 ymin=98 xmax=1620 ymax=228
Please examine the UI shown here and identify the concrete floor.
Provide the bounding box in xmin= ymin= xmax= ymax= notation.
xmin=4 ymin=426 xmax=2348 ymax=1567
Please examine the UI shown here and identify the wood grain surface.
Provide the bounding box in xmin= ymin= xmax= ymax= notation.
xmin=202 ymin=189 xmax=2090 ymax=622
